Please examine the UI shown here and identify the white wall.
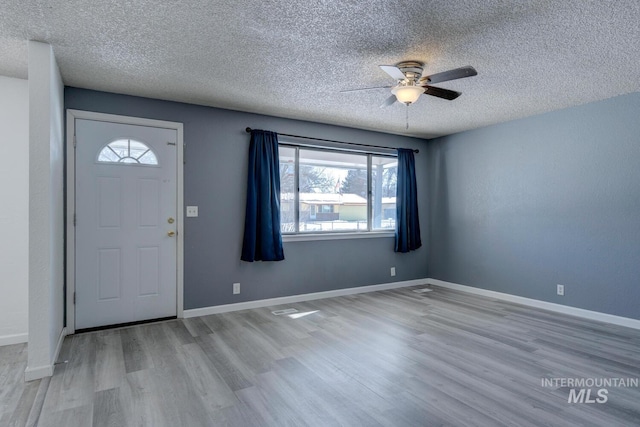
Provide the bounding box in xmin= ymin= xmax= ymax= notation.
xmin=25 ymin=41 xmax=65 ymax=381
xmin=0 ymin=76 xmax=29 ymax=346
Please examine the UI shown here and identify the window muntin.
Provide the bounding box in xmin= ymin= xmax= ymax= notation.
xmin=279 ymin=145 xmax=397 ymax=234
xmin=97 ymin=139 xmax=158 ymax=165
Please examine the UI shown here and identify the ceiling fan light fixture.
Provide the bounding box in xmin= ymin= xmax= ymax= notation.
xmin=392 ymin=85 xmax=425 ymax=105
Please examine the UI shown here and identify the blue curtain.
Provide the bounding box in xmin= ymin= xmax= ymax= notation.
xmin=241 ymin=130 xmax=285 ymax=262
xmin=395 ymin=148 xmax=422 ymax=253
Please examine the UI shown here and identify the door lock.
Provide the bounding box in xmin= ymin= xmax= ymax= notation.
xmin=168 ymin=217 xmax=175 ymax=224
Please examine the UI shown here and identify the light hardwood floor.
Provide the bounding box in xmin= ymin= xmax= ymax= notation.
xmin=2 ymin=286 xmax=640 ymax=426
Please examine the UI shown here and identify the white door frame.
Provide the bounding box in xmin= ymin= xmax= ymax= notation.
xmin=66 ymin=109 xmax=185 ymax=334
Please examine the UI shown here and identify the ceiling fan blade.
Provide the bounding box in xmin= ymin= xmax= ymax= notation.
xmin=380 ymin=95 xmax=397 ymax=108
xmin=379 ymin=65 xmax=406 ymax=80
xmin=423 ymin=85 xmax=461 ymax=100
xmin=340 ymin=85 xmax=393 ymax=93
xmin=422 ymin=66 xmax=477 ymax=84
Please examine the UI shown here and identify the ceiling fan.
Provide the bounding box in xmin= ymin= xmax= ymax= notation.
xmin=342 ymin=61 xmax=477 ymax=108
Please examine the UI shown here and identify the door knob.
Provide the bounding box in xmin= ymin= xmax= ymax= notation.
xmin=167 ymin=231 xmax=176 ymax=237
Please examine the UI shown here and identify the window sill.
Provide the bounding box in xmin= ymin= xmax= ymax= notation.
xmin=282 ymin=231 xmax=395 ymax=242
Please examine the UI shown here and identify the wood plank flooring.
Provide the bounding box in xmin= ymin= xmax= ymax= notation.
xmin=2 ymin=286 xmax=640 ymax=426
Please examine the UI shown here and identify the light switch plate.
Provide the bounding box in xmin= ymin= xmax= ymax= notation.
xmin=186 ymin=206 xmax=198 ymax=217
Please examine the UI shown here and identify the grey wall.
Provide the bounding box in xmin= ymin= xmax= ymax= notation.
xmin=427 ymin=92 xmax=640 ymax=320
xmin=65 ymin=88 xmax=429 ymax=310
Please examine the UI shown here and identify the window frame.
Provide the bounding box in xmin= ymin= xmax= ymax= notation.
xmin=279 ymin=142 xmax=397 ymax=241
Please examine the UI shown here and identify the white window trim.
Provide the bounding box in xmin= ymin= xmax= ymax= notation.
xmin=282 ymin=231 xmax=395 ymax=242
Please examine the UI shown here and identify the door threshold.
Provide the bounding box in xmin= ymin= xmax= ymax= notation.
xmin=75 ymin=316 xmax=177 ymax=334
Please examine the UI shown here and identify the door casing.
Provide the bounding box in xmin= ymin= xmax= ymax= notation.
xmin=66 ymin=109 xmax=185 ymax=334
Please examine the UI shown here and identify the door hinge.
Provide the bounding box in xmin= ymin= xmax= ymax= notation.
xmin=73 ymin=134 xmax=77 ymax=148
xmin=73 ymin=292 xmax=76 ymax=304
xmin=73 ymin=213 xmax=77 ymax=226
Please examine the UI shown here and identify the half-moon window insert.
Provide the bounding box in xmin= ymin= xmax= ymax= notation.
xmin=97 ymin=139 xmax=158 ymax=165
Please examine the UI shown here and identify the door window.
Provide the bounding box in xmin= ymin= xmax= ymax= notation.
xmin=97 ymin=139 xmax=158 ymax=165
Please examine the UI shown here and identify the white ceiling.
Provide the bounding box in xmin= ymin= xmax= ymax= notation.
xmin=1 ymin=1 xmax=639 ymax=139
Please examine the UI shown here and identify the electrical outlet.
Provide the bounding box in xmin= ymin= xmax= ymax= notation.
xmin=390 ymin=267 xmax=396 ymax=277
xmin=186 ymin=206 xmax=198 ymax=217
xmin=233 ymin=283 xmax=240 ymax=294
xmin=557 ymin=284 xmax=564 ymax=296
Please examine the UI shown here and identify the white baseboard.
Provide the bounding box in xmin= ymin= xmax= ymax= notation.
xmin=24 ymin=364 xmax=53 ymax=382
xmin=0 ymin=333 xmax=28 ymax=346
xmin=24 ymin=327 xmax=67 ymax=382
xmin=428 ymin=279 xmax=640 ymax=330
xmin=53 ymin=326 xmax=67 ymax=365
xmin=184 ymin=278 xmax=428 ymax=318
xmin=184 ymin=277 xmax=640 ymax=331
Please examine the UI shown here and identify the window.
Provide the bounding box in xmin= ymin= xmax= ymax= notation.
xmin=279 ymin=145 xmax=397 ymax=234
xmin=97 ymin=139 xmax=158 ymax=165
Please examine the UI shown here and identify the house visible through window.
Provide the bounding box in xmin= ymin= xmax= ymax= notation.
xmin=97 ymin=139 xmax=158 ymax=165
xmin=279 ymin=145 xmax=397 ymax=234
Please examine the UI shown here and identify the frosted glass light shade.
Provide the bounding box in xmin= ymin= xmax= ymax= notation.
xmin=392 ymin=85 xmax=425 ymax=104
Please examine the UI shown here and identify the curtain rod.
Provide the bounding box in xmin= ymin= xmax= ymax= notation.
xmin=245 ymin=128 xmax=419 ymax=154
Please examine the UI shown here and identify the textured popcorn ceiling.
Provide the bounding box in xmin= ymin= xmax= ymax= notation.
xmin=1 ymin=1 xmax=639 ymax=138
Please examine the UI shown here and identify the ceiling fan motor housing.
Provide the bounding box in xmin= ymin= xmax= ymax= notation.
xmin=396 ymin=61 xmax=424 ymax=82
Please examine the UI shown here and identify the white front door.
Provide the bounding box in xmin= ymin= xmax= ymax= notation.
xmin=75 ymin=118 xmax=178 ymax=330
